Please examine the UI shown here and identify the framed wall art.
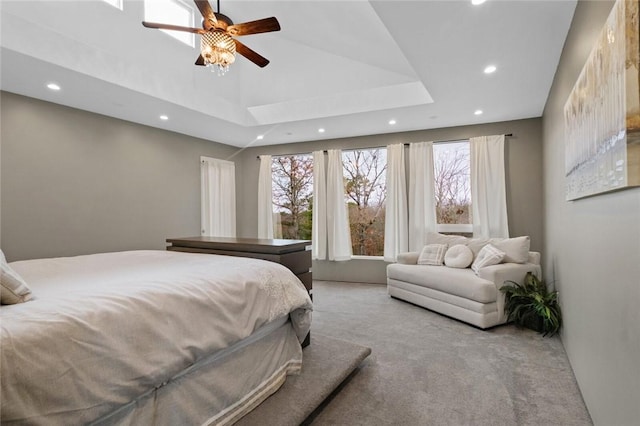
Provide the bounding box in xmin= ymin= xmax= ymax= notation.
xmin=564 ymin=0 xmax=640 ymax=200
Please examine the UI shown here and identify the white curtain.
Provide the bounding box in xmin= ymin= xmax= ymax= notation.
xmin=384 ymin=144 xmax=408 ymax=261
xmin=470 ymin=135 xmax=509 ymax=238
xmin=326 ymin=149 xmax=352 ymax=261
xmin=257 ymin=155 xmax=274 ymax=239
xmin=201 ymin=156 xmax=236 ymax=237
xmin=312 ymin=151 xmax=327 ymax=260
xmin=408 ymin=142 xmax=437 ymax=251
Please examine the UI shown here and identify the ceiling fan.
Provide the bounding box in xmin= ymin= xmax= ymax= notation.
xmin=142 ymin=0 xmax=280 ymax=74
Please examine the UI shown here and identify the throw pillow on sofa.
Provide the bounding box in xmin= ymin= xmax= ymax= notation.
xmin=471 ymin=244 xmax=505 ymax=274
xmin=444 ymin=244 xmax=473 ymax=268
xmin=425 ymin=232 xmax=468 ymax=247
xmin=417 ymin=244 xmax=448 ymax=266
xmin=466 ymin=238 xmax=490 ymax=259
xmin=490 ymin=236 xmax=530 ymax=264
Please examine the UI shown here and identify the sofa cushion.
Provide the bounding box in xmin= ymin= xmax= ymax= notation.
xmin=425 ymin=232 xmax=468 ymax=247
xmin=397 ymin=252 xmax=420 ymax=265
xmin=466 ymin=238 xmax=490 ymax=259
xmin=490 ymin=236 xmax=530 ymax=264
xmin=417 ymin=244 xmax=447 ymax=266
xmin=386 ymin=263 xmax=497 ymax=303
xmin=471 ymin=244 xmax=505 ymax=274
xmin=444 ymin=245 xmax=473 ymax=268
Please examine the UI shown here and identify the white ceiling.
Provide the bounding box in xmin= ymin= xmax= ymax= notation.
xmin=0 ymin=0 xmax=577 ymax=148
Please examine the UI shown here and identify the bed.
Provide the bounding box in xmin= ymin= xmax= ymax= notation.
xmin=0 ymin=250 xmax=312 ymax=425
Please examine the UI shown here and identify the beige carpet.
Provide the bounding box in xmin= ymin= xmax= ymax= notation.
xmin=306 ymin=281 xmax=592 ymax=425
xmin=235 ymin=333 xmax=371 ymax=426
xmin=239 ymin=281 xmax=592 ymax=425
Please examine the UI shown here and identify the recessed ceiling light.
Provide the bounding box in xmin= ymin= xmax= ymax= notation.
xmin=257 ymin=135 xmax=264 ymax=140
xmin=46 ymin=83 xmax=61 ymax=91
xmin=474 ymin=110 xmax=483 ymax=115
xmin=318 ymin=128 xmax=325 ymax=133
xmin=160 ymin=115 xmax=169 ymax=120
xmin=389 ymin=119 xmax=397 ymax=125
xmin=471 ymin=0 xmax=486 ymax=5
xmin=484 ymin=65 xmax=497 ymax=74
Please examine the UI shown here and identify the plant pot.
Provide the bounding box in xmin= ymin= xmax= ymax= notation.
xmin=521 ymin=315 xmax=544 ymax=333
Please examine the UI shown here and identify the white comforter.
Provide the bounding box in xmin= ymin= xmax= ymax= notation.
xmin=0 ymin=250 xmax=312 ymax=425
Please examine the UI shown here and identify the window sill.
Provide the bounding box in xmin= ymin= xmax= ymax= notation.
xmin=436 ymin=224 xmax=473 ymax=234
xmin=350 ymin=255 xmax=385 ymax=261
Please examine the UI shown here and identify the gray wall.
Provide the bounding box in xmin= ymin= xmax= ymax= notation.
xmin=236 ymin=118 xmax=544 ymax=283
xmin=542 ymin=1 xmax=640 ymax=424
xmin=1 ymin=91 xmax=240 ymax=261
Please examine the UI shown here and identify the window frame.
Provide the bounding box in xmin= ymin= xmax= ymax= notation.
xmin=143 ymin=0 xmax=195 ymax=47
xmin=101 ymin=0 xmax=123 ymax=10
xmin=432 ymin=139 xmax=472 ymax=234
xmin=270 ymin=154 xmax=314 ymax=241
xmin=342 ymin=147 xmax=388 ymax=257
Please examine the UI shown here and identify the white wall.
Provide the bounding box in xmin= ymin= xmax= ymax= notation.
xmin=542 ymin=1 xmax=640 ymax=424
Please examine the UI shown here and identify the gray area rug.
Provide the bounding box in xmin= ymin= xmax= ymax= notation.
xmin=307 ymin=281 xmax=593 ymax=426
xmin=236 ymin=333 xmax=372 ymax=426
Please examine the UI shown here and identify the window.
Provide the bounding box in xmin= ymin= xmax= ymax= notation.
xmin=144 ymin=0 xmax=195 ymax=47
xmin=271 ymin=155 xmax=313 ymax=240
xmin=343 ymin=148 xmax=387 ymax=256
xmin=101 ymin=0 xmax=123 ymax=10
xmin=269 ymin=143 xmax=469 ymax=254
xmin=433 ymin=141 xmax=472 ymax=233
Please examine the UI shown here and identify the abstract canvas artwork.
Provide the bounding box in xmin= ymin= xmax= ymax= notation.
xmin=564 ymin=0 xmax=640 ymax=200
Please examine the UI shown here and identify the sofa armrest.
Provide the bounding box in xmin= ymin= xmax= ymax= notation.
xmin=528 ymin=251 xmax=541 ymax=265
xmin=479 ymin=263 xmax=542 ymax=289
xmin=397 ymin=252 xmax=420 ymax=265
xmin=478 ymin=262 xmax=542 ymax=319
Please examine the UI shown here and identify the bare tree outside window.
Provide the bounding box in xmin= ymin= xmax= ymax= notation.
xmin=343 ymin=149 xmax=387 ymax=256
xmin=270 ymin=144 xmax=467 ymax=249
xmin=271 ymin=155 xmax=313 ymax=239
xmin=433 ymin=141 xmax=472 ymax=225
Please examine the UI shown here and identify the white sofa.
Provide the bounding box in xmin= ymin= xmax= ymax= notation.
xmin=386 ymin=235 xmax=541 ymax=329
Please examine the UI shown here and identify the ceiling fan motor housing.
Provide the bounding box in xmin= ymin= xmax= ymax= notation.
xmin=208 ymin=13 xmax=233 ymax=30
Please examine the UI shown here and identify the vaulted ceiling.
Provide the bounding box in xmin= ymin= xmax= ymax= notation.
xmin=0 ymin=0 xmax=577 ymax=148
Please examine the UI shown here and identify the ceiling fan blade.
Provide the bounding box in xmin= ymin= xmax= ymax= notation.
xmin=195 ymin=55 xmax=205 ymax=66
xmin=194 ymin=0 xmax=217 ymax=29
xmin=142 ymin=21 xmax=205 ymax=34
xmin=227 ymin=17 xmax=280 ymax=36
xmin=234 ymin=39 xmax=270 ymax=68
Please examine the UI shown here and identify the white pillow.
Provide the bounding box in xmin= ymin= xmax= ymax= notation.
xmin=465 ymin=238 xmax=490 ymax=260
xmin=417 ymin=244 xmax=448 ymax=266
xmin=0 ymin=249 xmax=6 ymax=264
xmin=397 ymin=252 xmax=420 ymax=265
xmin=444 ymin=244 xmax=473 ymax=269
xmin=1 ymin=262 xmax=33 ymax=305
xmin=490 ymin=236 xmax=530 ymax=264
xmin=471 ymin=244 xmax=505 ymax=274
xmin=425 ymin=232 xmax=468 ymax=247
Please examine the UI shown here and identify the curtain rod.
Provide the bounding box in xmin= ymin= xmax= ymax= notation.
xmin=256 ymin=134 xmax=513 ymax=159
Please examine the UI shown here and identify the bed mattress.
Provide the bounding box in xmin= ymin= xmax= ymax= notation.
xmin=1 ymin=250 xmax=312 ymax=425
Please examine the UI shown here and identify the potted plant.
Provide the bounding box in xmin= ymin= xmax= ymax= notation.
xmin=500 ymin=272 xmax=562 ymax=336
